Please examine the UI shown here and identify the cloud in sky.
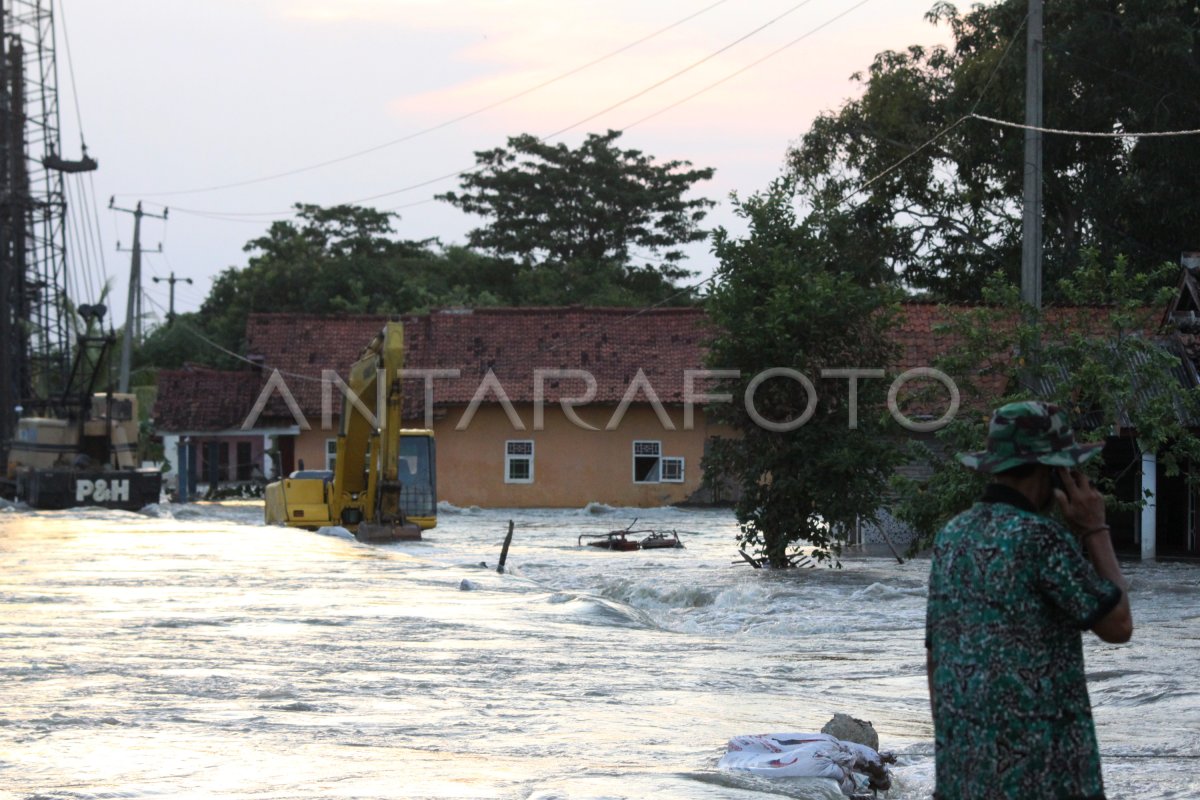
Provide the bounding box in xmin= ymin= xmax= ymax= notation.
xmin=58 ymin=0 xmax=951 ymax=322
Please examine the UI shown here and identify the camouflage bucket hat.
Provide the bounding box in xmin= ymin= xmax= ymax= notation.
xmin=956 ymin=400 xmax=1104 ymax=474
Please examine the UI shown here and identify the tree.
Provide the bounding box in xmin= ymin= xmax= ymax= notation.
xmin=788 ymin=1 xmax=1200 ymax=301
xmin=703 ymin=180 xmax=903 ymax=567
xmin=437 ymin=130 xmax=715 ymax=304
xmin=890 ymin=254 xmax=1200 ymax=551
xmin=135 ymin=311 xmax=228 ymax=371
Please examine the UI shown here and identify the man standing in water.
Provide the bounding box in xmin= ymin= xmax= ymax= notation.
xmin=926 ymin=401 xmax=1132 ymax=799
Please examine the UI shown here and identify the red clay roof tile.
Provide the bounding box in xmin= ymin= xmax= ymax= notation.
xmin=156 ymin=303 xmax=1156 ymax=431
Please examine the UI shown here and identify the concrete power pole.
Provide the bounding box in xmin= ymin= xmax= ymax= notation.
xmin=1020 ymin=0 xmax=1044 ymax=310
xmin=152 ymin=272 xmax=193 ymax=326
xmin=110 ymin=199 xmax=167 ymax=392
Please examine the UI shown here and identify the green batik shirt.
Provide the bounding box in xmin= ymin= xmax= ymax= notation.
xmin=926 ymin=484 xmax=1122 ymax=800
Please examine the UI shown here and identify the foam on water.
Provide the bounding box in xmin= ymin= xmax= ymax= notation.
xmin=0 ymin=503 xmax=1196 ymax=798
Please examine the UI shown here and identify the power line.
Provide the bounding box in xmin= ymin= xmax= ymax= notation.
xmin=839 ymin=116 xmax=969 ymax=202
xmin=358 ymin=0 xmax=834 ymax=206
xmin=116 ymin=0 xmax=732 ymax=199
xmin=624 ymin=0 xmax=876 ymax=131
xmin=542 ymin=0 xmax=824 ymax=140
xmin=165 ymin=0 xmax=878 ymax=221
xmin=970 ymin=112 xmax=1200 ymax=138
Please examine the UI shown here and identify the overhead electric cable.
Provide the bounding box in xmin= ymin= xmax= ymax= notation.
xmin=174 ymin=318 xmax=330 ymax=384
xmin=541 ymin=0 xmax=822 ymax=140
xmin=624 ymin=0 xmax=875 ymax=131
xmin=157 ymin=0 xmax=858 ymax=218
xmin=1046 ymin=44 xmax=1174 ymax=98
xmin=117 ymin=0 xmax=732 ymax=199
xmin=970 ymin=113 xmax=1200 ymax=138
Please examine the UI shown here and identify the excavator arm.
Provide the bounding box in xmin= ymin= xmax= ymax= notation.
xmin=264 ymin=321 xmax=435 ymax=540
xmin=329 ymin=321 xmax=419 ymax=540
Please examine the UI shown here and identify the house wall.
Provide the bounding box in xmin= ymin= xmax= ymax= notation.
xmin=295 ymin=430 xmax=337 ymax=474
xmin=291 ymin=403 xmax=732 ymax=508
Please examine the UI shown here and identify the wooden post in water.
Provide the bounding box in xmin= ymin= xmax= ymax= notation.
xmin=497 ymin=519 xmax=514 ymax=574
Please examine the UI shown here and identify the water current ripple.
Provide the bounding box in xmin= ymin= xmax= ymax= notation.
xmin=1 ymin=503 xmax=1196 ymax=798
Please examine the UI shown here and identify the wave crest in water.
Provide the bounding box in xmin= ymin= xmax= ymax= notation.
xmin=438 ymin=500 xmax=484 ymax=515
xmin=850 ymin=583 xmax=927 ymax=601
xmin=594 ymin=576 xmax=718 ymax=611
xmin=541 ymin=592 xmax=659 ymax=630
xmin=4 ymin=501 xmax=1194 ymax=799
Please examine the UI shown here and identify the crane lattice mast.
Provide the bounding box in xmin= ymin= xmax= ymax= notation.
xmin=0 ymin=0 xmax=89 ymax=458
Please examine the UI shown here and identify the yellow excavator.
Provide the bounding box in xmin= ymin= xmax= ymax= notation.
xmin=264 ymin=322 xmax=436 ymax=540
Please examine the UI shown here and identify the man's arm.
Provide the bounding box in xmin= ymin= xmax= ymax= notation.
xmin=1054 ymin=468 xmax=1133 ymax=644
xmin=1082 ymin=528 xmax=1132 ymax=643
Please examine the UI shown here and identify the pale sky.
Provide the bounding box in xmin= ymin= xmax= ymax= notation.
xmin=57 ymin=0 xmax=955 ymax=325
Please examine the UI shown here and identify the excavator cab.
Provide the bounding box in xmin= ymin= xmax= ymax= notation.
xmin=397 ymin=429 xmax=436 ymax=530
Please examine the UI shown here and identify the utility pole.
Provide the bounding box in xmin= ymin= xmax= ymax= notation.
xmin=152 ymin=272 xmax=192 ymax=326
xmin=1020 ymin=0 xmax=1044 ymax=311
xmin=110 ymin=199 xmax=167 ymax=392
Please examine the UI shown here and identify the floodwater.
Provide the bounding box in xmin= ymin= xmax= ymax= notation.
xmin=1 ymin=500 xmax=1197 ymax=800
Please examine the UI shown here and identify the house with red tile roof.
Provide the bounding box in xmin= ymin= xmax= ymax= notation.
xmin=155 ymin=366 xmax=297 ymax=491
xmin=153 ymin=296 xmax=1200 ymax=559
xmin=148 ymin=303 xmax=1099 ymax=507
xmin=155 ymin=306 xmax=733 ymax=508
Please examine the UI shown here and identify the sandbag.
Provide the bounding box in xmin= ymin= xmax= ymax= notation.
xmin=718 ymin=732 xmax=889 ymax=797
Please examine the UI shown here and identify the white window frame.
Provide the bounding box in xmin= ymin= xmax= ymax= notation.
xmin=325 ymin=438 xmax=338 ymax=471
xmin=505 ymin=440 xmax=534 ymax=484
xmin=661 ymin=456 xmax=685 ymax=483
xmin=632 ymin=440 xmax=662 ymax=484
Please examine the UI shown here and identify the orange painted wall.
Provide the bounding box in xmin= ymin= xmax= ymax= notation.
xmin=294 ymin=432 xmax=334 ymax=474
xmin=433 ymin=403 xmax=720 ymax=508
xmin=292 ymin=403 xmax=732 ymax=508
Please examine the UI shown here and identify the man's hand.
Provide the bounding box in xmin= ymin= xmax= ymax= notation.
xmin=1052 ymin=468 xmax=1106 ymax=536
xmin=1052 ymin=466 xmax=1133 ymax=642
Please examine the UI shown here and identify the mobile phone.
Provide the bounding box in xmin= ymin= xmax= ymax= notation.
xmin=1050 ymin=469 xmax=1067 ymax=492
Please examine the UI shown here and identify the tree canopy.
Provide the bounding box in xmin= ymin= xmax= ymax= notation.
xmin=437 ymin=130 xmax=715 ymax=304
xmin=788 ymin=0 xmax=1200 ymax=301
xmin=703 ymin=181 xmax=902 ymax=567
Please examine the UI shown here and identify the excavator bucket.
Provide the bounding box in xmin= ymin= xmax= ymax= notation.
xmin=355 ymin=520 xmax=422 ymax=543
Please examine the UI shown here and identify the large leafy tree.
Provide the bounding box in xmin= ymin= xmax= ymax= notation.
xmin=789 ymin=0 xmax=1200 ymax=301
xmin=437 ymin=130 xmax=715 ymax=304
xmin=704 ymin=180 xmax=903 ymax=567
